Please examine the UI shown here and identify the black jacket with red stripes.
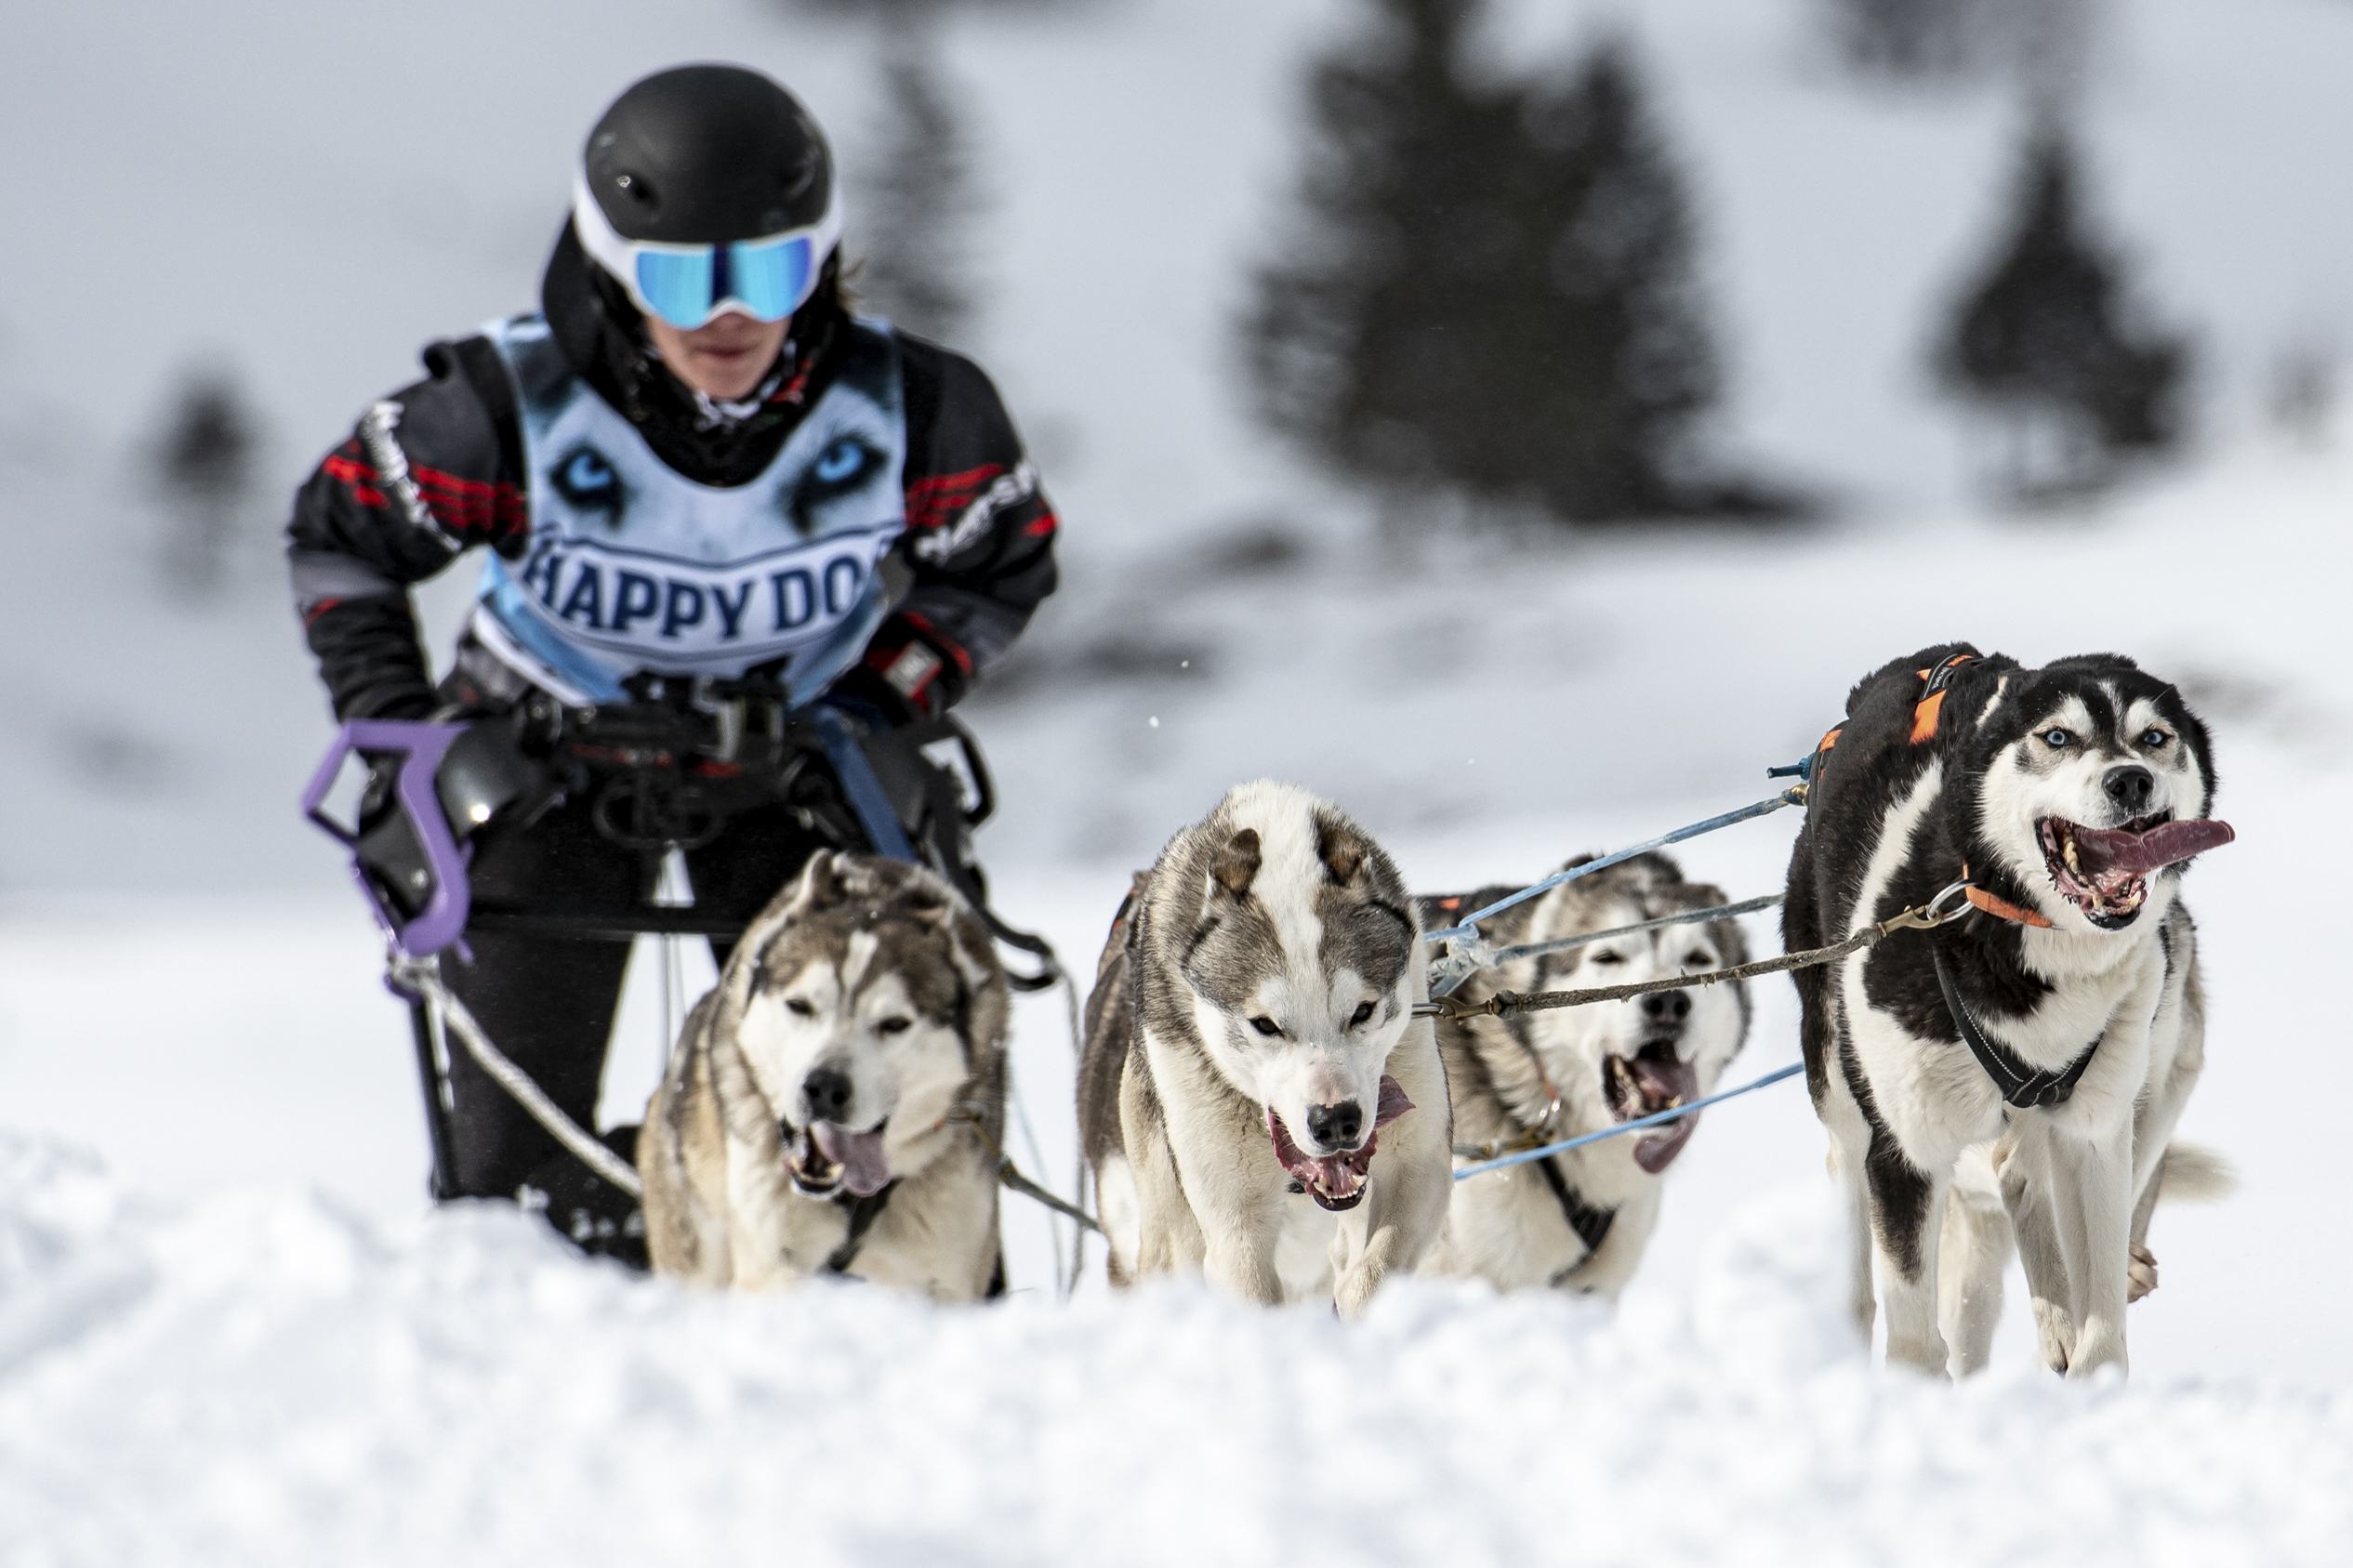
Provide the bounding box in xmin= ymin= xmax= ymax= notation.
xmin=285 ymin=227 xmax=1059 ymax=724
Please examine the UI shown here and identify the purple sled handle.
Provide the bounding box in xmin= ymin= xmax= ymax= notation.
xmin=301 ymin=719 xmax=473 ymax=961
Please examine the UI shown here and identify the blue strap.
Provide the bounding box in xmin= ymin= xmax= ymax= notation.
xmin=1451 ymin=1063 xmax=1804 ymax=1181
xmin=813 ymin=705 xmax=916 ymax=862
xmin=1423 ymin=789 xmax=1804 ymax=945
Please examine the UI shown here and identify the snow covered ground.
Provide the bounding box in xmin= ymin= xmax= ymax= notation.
xmin=7 ymin=1128 xmax=2352 ymax=1567
xmin=7 ymin=0 xmax=2353 ymax=1557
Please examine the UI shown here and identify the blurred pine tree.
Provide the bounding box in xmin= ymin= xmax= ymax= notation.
xmin=769 ymin=0 xmax=1004 ymax=347
xmin=1937 ymin=125 xmax=2191 ymax=501
xmin=1246 ymin=5 xmax=1765 ymax=525
xmin=152 ymin=371 xmax=258 ymax=597
xmin=1822 ymin=0 xmax=2094 ymax=92
xmin=851 ymin=22 xmax=981 ymax=345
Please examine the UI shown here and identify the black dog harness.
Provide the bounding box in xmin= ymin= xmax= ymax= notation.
xmin=1930 ymin=947 xmax=2101 ymax=1111
xmin=1533 ymin=1156 xmax=1618 ymax=1259
xmin=1448 ymin=1044 xmax=1619 ymax=1262
xmin=822 ymin=1179 xmax=900 ymax=1275
xmin=1907 ymin=655 xmax=2102 ymax=1110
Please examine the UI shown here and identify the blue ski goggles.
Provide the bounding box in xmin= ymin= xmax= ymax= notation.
xmin=573 ymin=174 xmax=843 ymax=330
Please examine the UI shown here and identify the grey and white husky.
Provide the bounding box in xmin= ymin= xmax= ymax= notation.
xmin=1418 ymin=852 xmax=1752 ymax=1297
xmin=1786 ymin=646 xmax=2233 ymax=1377
xmin=1077 ymin=782 xmax=1452 ymax=1314
xmin=637 ymin=851 xmax=1011 ymax=1299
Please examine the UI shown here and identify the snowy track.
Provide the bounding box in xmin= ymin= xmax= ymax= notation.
xmin=3 ymin=1131 xmax=2348 ymax=1567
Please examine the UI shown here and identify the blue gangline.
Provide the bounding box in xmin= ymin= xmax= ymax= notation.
xmin=1422 ymin=788 xmax=1804 ymax=946
xmin=1451 ymin=1062 xmax=1806 ymax=1181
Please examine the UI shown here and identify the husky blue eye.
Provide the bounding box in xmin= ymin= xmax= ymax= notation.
xmin=2141 ymin=729 xmax=2170 ymax=747
xmin=562 ymin=450 xmax=615 ymax=492
xmin=2042 ymin=729 xmax=2073 ymax=747
xmin=813 ymin=437 xmax=867 ymax=485
xmin=790 ymin=435 xmax=884 ymax=533
xmin=550 ymin=446 xmax=623 ymax=517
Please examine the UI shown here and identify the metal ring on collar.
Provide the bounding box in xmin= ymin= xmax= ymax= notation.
xmin=1923 ymin=879 xmax=1976 ymax=925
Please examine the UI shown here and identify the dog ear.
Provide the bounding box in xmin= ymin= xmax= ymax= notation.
xmin=892 ymin=864 xmax=955 ymax=928
xmin=785 ymin=850 xmax=843 ymax=917
xmin=943 ymin=897 xmax=1005 ymax=1000
xmin=1316 ymin=816 xmax=1368 ymax=885
xmin=1209 ymin=828 xmax=1262 ymax=899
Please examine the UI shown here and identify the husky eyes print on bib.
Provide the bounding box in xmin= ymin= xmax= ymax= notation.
xmin=472 ymin=312 xmax=908 ymax=706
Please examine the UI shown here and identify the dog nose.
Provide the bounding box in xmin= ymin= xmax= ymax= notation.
xmin=1642 ymin=989 xmax=1692 ymax=1023
xmin=1305 ymin=1100 xmax=1364 ymax=1150
xmin=802 ymin=1065 xmax=854 ymax=1124
xmin=2104 ymin=765 xmax=2156 ymax=814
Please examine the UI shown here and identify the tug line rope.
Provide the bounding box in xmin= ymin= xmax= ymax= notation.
xmin=392 ymin=954 xmax=647 ymax=1199
xmin=954 ymin=1105 xmax=1104 ymax=1235
xmin=1416 ymin=892 xmax=1958 ymax=1025
xmin=1474 ymin=892 xmax=1786 ymax=971
xmin=390 ymin=953 xmax=1098 ymax=1232
xmin=1425 ymin=788 xmax=1806 ymax=995
xmin=1426 ymin=888 xmax=1972 ymax=1180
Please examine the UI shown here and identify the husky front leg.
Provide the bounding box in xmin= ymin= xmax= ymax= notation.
xmin=1938 ymin=1142 xmax=2012 ymax=1377
xmin=1174 ymin=1115 xmax=1285 ymax=1304
xmin=1331 ymin=1036 xmax=1451 ymax=1318
xmin=2125 ymin=1150 xmax=2165 ymax=1302
xmin=1119 ymin=1073 xmax=1206 ymax=1283
xmin=1864 ymin=1137 xmax=1949 ymax=1375
xmin=1198 ymin=1210 xmax=1286 ymax=1306
xmin=2050 ymin=1122 xmax=2135 ymax=1378
xmin=1818 ymin=1076 xmax=1879 ymax=1344
xmin=724 ymin=1143 xmax=824 ymax=1290
xmin=1997 ymin=1125 xmax=2075 ymax=1372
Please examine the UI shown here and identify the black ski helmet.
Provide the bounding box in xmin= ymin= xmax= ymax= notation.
xmin=573 ymin=65 xmax=843 ymax=328
xmin=581 ymin=63 xmax=834 ymax=244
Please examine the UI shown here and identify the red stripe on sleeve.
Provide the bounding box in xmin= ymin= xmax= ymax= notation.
xmin=898 ymin=611 xmax=974 ymax=677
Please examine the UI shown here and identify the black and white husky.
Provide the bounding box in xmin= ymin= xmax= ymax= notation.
xmin=1785 ymin=645 xmax=2232 ymax=1377
xmin=1077 ymin=782 xmax=1452 ymax=1314
xmin=1417 ymin=852 xmax=1752 ymax=1296
xmin=637 ymin=852 xmax=1011 ymax=1299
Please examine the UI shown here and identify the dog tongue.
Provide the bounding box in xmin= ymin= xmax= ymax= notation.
xmin=811 ymin=1123 xmax=892 ymax=1197
xmin=1266 ymin=1077 xmax=1416 ymax=1193
xmin=1634 ymin=1114 xmax=1699 ymax=1175
xmin=1627 ymin=1055 xmax=1701 ymax=1175
xmin=2073 ymin=818 xmax=2236 ymax=876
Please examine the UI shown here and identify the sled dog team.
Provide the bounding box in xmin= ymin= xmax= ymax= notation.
xmin=639 ymin=643 xmax=2234 ymax=1380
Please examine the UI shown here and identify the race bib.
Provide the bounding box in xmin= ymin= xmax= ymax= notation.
xmin=473 ymin=312 xmax=907 ymax=705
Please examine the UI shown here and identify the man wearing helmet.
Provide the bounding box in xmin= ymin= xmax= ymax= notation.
xmin=285 ymin=64 xmax=1058 ymax=1206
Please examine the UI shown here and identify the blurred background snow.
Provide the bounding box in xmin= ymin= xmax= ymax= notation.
xmin=3 ymin=0 xmax=2351 ymax=1418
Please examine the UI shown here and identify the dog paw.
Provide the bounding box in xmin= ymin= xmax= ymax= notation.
xmin=2033 ymin=1298 xmax=2076 ymax=1375
xmin=2066 ymin=1322 xmax=2128 ymax=1381
xmin=2126 ymin=1244 xmax=2160 ymax=1303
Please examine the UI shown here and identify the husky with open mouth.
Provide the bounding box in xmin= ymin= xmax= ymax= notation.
xmin=1785 ymin=644 xmax=2233 ymax=1378
xmin=637 ymin=852 xmax=1011 ymax=1298
xmin=1416 ymin=852 xmax=1752 ymax=1297
xmin=1077 ymin=782 xmax=1451 ymax=1314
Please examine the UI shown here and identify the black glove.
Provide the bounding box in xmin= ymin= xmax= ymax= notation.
xmin=829 ymin=616 xmax=969 ymax=728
